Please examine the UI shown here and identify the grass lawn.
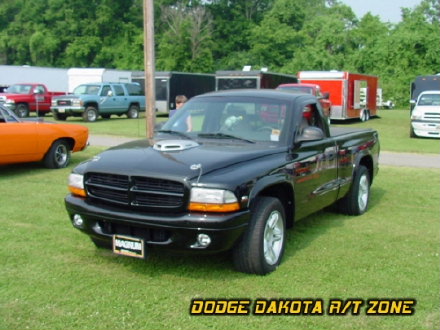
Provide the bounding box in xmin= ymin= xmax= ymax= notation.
xmin=53 ymin=109 xmax=439 ymax=154
xmin=0 ymin=147 xmax=439 ymax=330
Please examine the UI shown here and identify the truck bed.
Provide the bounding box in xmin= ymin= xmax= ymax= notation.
xmin=330 ymin=126 xmax=374 ymax=137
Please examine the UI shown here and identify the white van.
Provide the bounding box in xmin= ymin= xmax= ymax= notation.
xmin=410 ymin=91 xmax=440 ymax=138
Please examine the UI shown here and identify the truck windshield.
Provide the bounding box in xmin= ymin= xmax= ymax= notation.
xmin=73 ymin=84 xmax=101 ymax=95
xmin=161 ymin=95 xmax=289 ymax=144
xmin=418 ymin=94 xmax=440 ymax=106
xmin=5 ymin=84 xmax=32 ymax=94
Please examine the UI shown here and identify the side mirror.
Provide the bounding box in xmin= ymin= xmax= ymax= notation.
xmin=296 ymin=126 xmax=325 ymax=143
xmin=322 ymin=92 xmax=330 ymax=99
xmin=410 ymin=99 xmax=416 ymax=105
xmin=107 ymin=90 xmax=113 ymax=97
xmin=33 ymin=88 xmax=43 ymax=95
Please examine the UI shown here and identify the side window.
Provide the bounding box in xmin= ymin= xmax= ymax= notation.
xmin=301 ymin=103 xmax=324 ymax=131
xmin=100 ymin=85 xmax=111 ymax=96
xmin=113 ymin=85 xmax=125 ymax=96
xmin=126 ymin=83 xmax=143 ymax=96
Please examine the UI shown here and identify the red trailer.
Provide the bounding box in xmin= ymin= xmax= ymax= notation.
xmin=298 ymin=71 xmax=378 ymax=121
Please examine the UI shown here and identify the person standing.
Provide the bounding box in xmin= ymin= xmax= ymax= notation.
xmin=169 ymin=95 xmax=192 ymax=131
xmin=169 ymin=95 xmax=188 ymax=118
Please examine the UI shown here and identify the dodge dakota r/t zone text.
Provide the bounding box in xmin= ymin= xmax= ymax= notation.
xmin=65 ymin=90 xmax=379 ymax=275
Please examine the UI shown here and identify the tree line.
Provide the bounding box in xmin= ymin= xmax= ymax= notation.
xmin=0 ymin=0 xmax=439 ymax=106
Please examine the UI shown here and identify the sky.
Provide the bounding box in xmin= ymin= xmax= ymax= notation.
xmin=340 ymin=0 xmax=423 ymax=23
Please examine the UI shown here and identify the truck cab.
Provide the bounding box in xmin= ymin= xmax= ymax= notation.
xmin=410 ymin=91 xmax=440 ymax=138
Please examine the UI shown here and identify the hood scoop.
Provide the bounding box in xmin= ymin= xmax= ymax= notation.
xmin=153 ymin=139 xmax=199 ymax=152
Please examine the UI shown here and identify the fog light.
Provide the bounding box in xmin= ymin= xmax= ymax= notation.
xmin=73 ymin=214 xmax=84 ymax=228
xmin=197 ymin=234 xmax=211 ymax=247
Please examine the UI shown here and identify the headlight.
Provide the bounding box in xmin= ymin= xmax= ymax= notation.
xmin=51 ymin=99 xmax=57 ymax=106
xmin=411 ymin=111 xmax=423 ymax=120
xmin=68 ymin=173 xmax=86 ymax=197
xmin=72 ymin=99 xmax=83 ymax=106
xmin=189 ymin=188 xmax=240 ymax=212
xmin=5 ymin=98 xmax=15 ymax=104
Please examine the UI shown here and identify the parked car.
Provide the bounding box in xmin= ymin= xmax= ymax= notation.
xmin=51 ymin=82 xmax=146 ymax=122
xmin=276 ymin=83 xmax=332 ymax=119
xmin=65 ymin=89 xmax=379 ymax=275
xmin=410 ymin=90 xmax=440 ymax=138
xmin=0 ymin=104 xmax=89 ymax=168
xmin=0 ymin=83 xmax=66 ymax=117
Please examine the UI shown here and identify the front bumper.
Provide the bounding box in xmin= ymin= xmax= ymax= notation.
xmin=65 ymin=194 xmax=250 ymax=254
xmin=51 ymin=106 xmax=85 ymax=115
xmin=411 ymin=121 xmax=440 ymax=138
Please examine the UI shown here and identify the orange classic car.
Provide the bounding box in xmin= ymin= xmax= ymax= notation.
xmin=0 ymin=104 xmax=88 ymax=169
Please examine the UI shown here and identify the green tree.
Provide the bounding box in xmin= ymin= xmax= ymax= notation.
xmin=156 ymin=4 xmax=214 ymax=72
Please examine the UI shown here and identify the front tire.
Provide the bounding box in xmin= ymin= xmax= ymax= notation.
xmin=43 ymin=139 xmax=71 ymax=169
xmin=83 ymin=106 xmax=98 ymax=122
xmin=15 ymin=103 xmax=29 ymax=117
xmin=233 ymin=197 xmax=286 ymax=275
xmin=336 ymin=165 xmax=370 ymax=215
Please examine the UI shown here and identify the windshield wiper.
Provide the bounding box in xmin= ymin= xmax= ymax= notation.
xmin=198 ymin=132 xmax=255 ymax=144
xmin=157 ymin=129 xmax=193 ymax=140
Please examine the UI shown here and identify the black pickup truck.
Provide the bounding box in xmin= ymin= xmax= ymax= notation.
xmin=65 ymin=89 xmax=379 ymax=275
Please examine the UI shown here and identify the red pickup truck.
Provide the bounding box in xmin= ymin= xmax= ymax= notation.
xmin=0 ymin=83 xmax=65 ymax=117
xmin=276 ymin=83 xmax=332 ymax=119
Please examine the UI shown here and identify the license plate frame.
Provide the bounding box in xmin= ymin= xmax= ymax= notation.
xmin=112 ymin=235 xmax=145 ymax=259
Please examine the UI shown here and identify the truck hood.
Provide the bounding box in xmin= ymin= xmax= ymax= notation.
xmin=0 ymin=92 xmax=29 ymax=99
xmin=82 ymin=138 xmax=286 ymax=181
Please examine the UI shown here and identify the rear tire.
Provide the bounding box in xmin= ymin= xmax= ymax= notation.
xmin=336 ymin=165 xmax=370 ymax=215
xmin=43 ymin=139 xmax=71 ymax=169
xmin=233 ymin=197 xmax=286 ymax=275
xmin=83 ymin=106 xmax=98 ymax=122
xmin=127 ymin=105 xmax=140 ymax=119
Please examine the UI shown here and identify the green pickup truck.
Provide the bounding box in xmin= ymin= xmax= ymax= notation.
xmin=51 ymin=82 xmax=145 ymax=122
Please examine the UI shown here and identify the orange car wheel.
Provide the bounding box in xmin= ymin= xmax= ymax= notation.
xmin=44 ymin=139 xmax=71 ymax=169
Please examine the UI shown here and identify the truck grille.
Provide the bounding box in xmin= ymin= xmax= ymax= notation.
xmin=56 ymin=100 xmax=72 ymax=106
xmin=98 ymin=220 xmax=171 ymax=243
xmin=85 ymin=172 xmax=186 ymax=210
xmin=423 ymin=112 xmax=440 ymax=121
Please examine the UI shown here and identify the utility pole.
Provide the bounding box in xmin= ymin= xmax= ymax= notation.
xmin=143 ymin=0 xmax=156 ymax=139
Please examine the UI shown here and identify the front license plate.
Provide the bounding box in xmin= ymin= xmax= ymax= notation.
xmin=113 ymin=235 xmax=145 ymax=259
xmin=58 ymin=108 xmax=65 ymax=113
